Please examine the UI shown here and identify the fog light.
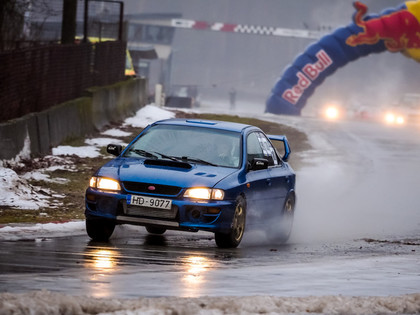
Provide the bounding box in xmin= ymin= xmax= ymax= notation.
xmin=207 ymin=207 xmax=221 ymax=214
xmin=191 ymin=209 xmax=201 ymax=219
xmin=86 ymin=194 xmax=96 ymax=202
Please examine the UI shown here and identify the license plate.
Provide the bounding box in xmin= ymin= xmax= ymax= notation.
xmin=127 ymin=195 xmax=172 ymax=210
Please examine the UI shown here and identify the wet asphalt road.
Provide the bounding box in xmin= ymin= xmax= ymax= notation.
xmin=0 ymin=230 xmax=418 ymax=298
xmin=0 ymin=117 xmax=419 ymax=298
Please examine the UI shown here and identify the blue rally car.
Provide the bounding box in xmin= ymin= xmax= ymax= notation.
xmin=85 ymin=118 xmax=296 ymax=248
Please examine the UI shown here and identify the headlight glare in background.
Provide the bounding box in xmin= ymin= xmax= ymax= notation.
xmin=325 ymin=106 xmax=339 ymax=120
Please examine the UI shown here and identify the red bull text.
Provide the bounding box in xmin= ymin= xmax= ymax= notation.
xmin=282 ymin=49 xmax=333 ymax=105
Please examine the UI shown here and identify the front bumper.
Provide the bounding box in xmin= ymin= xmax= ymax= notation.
xmin=85 ymin=187 xmax=236 ymax=234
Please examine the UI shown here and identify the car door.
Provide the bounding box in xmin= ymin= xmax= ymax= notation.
xmin=258 ymin=133 xmax=291 ymax=202
xmin=244 ymin=132 xmax=272 ymax=224
xmin=249 ymin=132 xmax=291 ymax=217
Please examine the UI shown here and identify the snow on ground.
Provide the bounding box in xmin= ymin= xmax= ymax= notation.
xmin=0 ymin=154 xmax=78 ymax=210
xmin=124 ymin=104 xmax=175 ymax=128
xmin=0 ymin=221 xmax=85 ymax=241
xmin=101 ymin=128 xmax=132 ymax=138
xmin=52 ymin=145 xmax=102 ymax=158
xmin=0 ymin=291 xmax=418 ymax=315
xmin=85 ymin=137 xmax=126 ymax=147
xmin=0 ymin=167 xmax=51 ymax=210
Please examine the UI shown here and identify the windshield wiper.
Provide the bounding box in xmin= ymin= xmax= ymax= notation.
xmin=180 ymin=156 xmax=217 ymax=166
xmin=151 ymin=151 xmax=181 ymax=162
xmin=127 ymin=150 xmax=216 ymax=166
xmin=129 ymin=149 xmax=183 ymax=162
xmin=128 ymin=149 xmax=159 ymax=159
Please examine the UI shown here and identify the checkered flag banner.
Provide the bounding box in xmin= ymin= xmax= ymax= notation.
xmin=171 ymin=19 xmax=321 ymax=39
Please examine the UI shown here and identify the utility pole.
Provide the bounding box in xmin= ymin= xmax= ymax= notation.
xmin=61 ymin=0 xmax=77 ymax=44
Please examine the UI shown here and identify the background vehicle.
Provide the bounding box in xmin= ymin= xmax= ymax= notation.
xmin=85 ymin=119 xmax=296 ymax=248
xmin=76 ymin=36 xmax=136 ymax=77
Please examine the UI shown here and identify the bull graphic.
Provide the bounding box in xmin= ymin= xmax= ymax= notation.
xmin=346 ymin=1 xmax=420 ymax=54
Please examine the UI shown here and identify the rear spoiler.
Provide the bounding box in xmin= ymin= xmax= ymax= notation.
xmin=267 ymin=135 xmax=291 ymax=162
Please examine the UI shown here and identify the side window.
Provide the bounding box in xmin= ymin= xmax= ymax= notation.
xmin=246 ymin=132 xmax=264 ymax=163
xmin=257 ymin=133 xmax=279 ymax=166
xmin=247 ymin=132 xmax=279 ymax=166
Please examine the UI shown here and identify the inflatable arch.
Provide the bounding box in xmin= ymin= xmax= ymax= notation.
xmin=265 ymin=0 xmax=420 ymax=115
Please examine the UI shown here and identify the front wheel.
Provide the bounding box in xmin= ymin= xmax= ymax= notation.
xmin=86 ymin=218 xmax=115 ymax=241
xmin=215 ymin=196 xmax=246 ymax=248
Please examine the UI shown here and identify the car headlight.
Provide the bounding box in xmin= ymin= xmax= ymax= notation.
xmin=184 ymin=188 xmax=224 ymax=200
xmin=325 ymin=106 xmax=339 ymax=120
xmin=384 ymin=113 xmax=396 ymax=124
xmin=395 ymin=116 xmax=405 ymax=124
xmin=384 ymin=113 xmax=405 ymax=125
xmin=89 ymin=176 xmax=121 ymax=191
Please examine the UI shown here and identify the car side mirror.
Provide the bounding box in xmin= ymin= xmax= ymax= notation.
xmin=248 ymin=158 xmax=269 ymax=171
xmin=107 ymin=144 xmax=123 ymax=156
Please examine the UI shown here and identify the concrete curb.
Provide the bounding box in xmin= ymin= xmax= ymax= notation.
xmin=0 ymin=78 xmax=147 ymax=160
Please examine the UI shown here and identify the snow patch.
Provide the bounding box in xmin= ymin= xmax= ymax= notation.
xmin=101 ymin=128 xmax=132 ymax=138
xmin=22 ymin=170 xmax=69 ymax=184
xmin=0 ymin=221 xmax=85 ymax=241
xmin=85 ymin=137 xmax=127 ymax=147
xmin=0 ymin=291 xmax=418 ymax=315
xmin=16 ymin=131 xmax=32 ymax=161
xmin=52 ymin=145 xmax=101 ymax=158
xmin=0 ymin=167 xmax=51 ymax=210
xmin=0 ymin=131 xmax=31 ymax=168
xmin=124 ymin=104 xmax=175 ymax=128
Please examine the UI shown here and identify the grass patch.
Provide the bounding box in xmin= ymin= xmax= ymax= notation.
xmin=61 ymin=135 xmax=87 ymax=147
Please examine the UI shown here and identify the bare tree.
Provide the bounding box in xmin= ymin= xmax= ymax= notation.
xmin=0 ymin=0 xmax=28 ymax=50
xmin=0 ymin=0 xmax=61 ymax=50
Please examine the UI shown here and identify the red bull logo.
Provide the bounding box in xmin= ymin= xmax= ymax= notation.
xmin=282 ymin=49 xmax=332 ymax=105
xmin=346 ymin=1 xmax=420 ymax=61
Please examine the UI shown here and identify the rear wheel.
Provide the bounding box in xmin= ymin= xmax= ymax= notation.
xmin=215 ymin=196 xmax=246 ymax=248
xmin=269 ymin=193 xmax=295 ymax=243
xmin=146 ymin=226 xmax=167 ymax=235
xmin=86 ymin=219 xmax=115 ymax=241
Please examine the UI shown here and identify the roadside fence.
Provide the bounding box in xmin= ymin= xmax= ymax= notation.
xmin=0 ymin=41 xmax=126 ymax=122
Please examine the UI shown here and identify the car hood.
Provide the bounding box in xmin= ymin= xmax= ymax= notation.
xmin=97 ymin=157 xmax=237 ymax=188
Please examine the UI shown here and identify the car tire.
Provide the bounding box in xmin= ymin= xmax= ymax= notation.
xmin=268 ymin=193 xmax=295 ymax=243
xmin=215 ymin=195 xmax=246 ymax=248
xmin=146 ymin=226 xmax=167 ymax=235
xmin=86 ymin=219 xmax=115 ymax=241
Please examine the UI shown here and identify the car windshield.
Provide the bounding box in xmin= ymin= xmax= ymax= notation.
xmin=124 ymin=124 xmax=241 ymax=168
